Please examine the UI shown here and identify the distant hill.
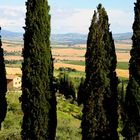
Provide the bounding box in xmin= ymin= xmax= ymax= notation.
xmin=51 ymin=33 xmax=87 ymax=45
xmin=51 ymin=32 xmax=132 ymax=45
xmin=113 ymin=32 xmax=132 ymax=44
xmin=1 ymin=30 xmax=23 ymax=42
xmin=1 ymin=30 xmax=132 ymax=45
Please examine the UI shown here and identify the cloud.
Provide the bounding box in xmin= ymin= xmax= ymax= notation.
xmin=51 ymin=8 xmax=93 ymax=34
xmin=0 ymin=6 xmax=25 ymax=32
xmin=0 ymin=5 xmax=134 ymax=34
xmin=51 ymin=8 xmax=134 ymax=34
xmin=108 ymin=9 xmax=133 ymax=33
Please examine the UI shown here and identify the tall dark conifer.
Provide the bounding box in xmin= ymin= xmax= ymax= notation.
xmin=77 ymin=77 xmax=85 ymax=105
xmin=0 ymin=27 xmax=7 ymax=129
xmin=21 ymin=0 xmax=56 ymax=139
xmin=102 ymin=8 xmax=119 ymax=140
xmin=82 ymin=4 xmax=118 ymax=139
xmin=59 ymin=73 xmax=76 ymax=99
xmin=122 ymin=0 xmax=140 ymax=138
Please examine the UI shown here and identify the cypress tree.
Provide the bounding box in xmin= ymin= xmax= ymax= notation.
xmin=77 ymin=77 xmax=85 ymax=105
xmin=102 ymin=9 xmax=119 ymax=139
xmin=0 ymin=27 xmax=7 ymax=129
xmin=122 ymin=0 xmax=140 ymax=138
xmin=59 ymin=73 xmax=76 ymax=99
xmin=21 ymin=0 xmax=56 ymax=139
xmin=82 ymin=4 xmax=118 ymax=139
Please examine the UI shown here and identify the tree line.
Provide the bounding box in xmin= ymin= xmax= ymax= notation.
xmin=0 ymin=0 xmax=140 ymax=139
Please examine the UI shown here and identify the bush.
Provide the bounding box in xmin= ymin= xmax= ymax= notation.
xmin=58 ymin=67 xmax=77 ymax=72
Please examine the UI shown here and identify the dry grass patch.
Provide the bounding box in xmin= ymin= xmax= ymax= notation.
xmin=115 ymin=43 xmax=131 ymax=50
xmin=2 ymin=42 xmax=22 ymax=52
xmin=52 ymin=48 xmax=85 ymax=57
xmin=116 ymin=52 xmax=130 ymax=62
xmin=5 ymin=56 xmax=22 ymax=61
xmin=6 ymin=67 xmax=22 ymax=75
xmin=116 ymin=69 xmax=129 ymax=78
xmin=54 ymin=56 xmax=84 ymax=61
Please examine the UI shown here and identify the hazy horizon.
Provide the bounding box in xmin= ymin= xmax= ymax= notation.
xmin=1 ymin=29 xmax=133 ymax=35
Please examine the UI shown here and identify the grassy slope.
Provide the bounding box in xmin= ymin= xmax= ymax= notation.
xmin=0 ymin=92 xmax=82 ymax=140
xmin=0 ymin=91 xmax=125 ymax=140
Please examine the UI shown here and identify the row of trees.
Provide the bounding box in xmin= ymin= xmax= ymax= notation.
xmin=0 ymin=0 xmax=140 ymax=139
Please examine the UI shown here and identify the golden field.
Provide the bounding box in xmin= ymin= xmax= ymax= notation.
xmin=2 ymin=41 xmax=130 ymax=78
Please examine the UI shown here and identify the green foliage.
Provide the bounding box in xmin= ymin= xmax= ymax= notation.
xmin=122 ymin=0 xmax=140 ymax=138
xmin=58 ymin=67 xmax=77 ymax=72
xmin=117 ymin=80 xmax=126 ymax=138
xmin=57 ymin=95 xmax=82 ymax=120
xmin=122 ymin=78 xmax=140 ymax=137
xmin=58 ymin=73 xmax=76 ymax=99
xmin=82 ymin=4 xmax=118 ymax=139
xmin=0 ymin=28 xmax=7 ymax=129
xmin=54 ymin=69 xmax=85 ymax=78
xmin=21 ymin=0 xmax=56 ymax=139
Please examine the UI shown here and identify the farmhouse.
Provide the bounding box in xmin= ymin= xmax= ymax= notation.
xmin=7 ymin=75 xmax=21 ymax=90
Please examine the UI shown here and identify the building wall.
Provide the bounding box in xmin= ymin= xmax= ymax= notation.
xmin=7 ymin=79 xmax=13 ymax=90
xmin=13 ymin=77 xmax=21 ymax=88
xmin=7 ymin=76 xmax=21 ymax=90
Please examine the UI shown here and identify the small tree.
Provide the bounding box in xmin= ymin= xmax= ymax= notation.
xmin=0 ymin=27 xmax=7 ymax=129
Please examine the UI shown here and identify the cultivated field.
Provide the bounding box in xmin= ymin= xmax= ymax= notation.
xmin=3 ymin=41 xmax=22 ymax=52
xmin=116 ymin=52 xmax=130 ymax=62
xmin=2 ymin=41 xmax=131 ymax=78
xmin=6 ymin=67 xmax=22 ymax=75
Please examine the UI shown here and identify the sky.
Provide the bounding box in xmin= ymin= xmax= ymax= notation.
xmin=0 ymin=0 xmax=135 ymax=34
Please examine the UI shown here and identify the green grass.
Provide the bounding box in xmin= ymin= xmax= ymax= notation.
xmin=57 ymin=111 xmax=81 ymax=140
xmin=0 ymin=92 xmax=22 ymax=140
xmin=6 ymin=63 xmax=21 ymax=68
xmin=61 ymin=60 xmax=129 ymax=70
xmin=5 ymin=60 xmax=22 ymax=68
xmin=62 ymin=60 xmax=85 ymax=66
xmin=117 ymin=62 xmax=129 ymax=70
xmin=67 ymin=71 xmax=85 ymax=78
xmin=118 ymin=77 xmax=129 ymax=81
xmin=56 ymin=96 xmax=82 ymax=140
